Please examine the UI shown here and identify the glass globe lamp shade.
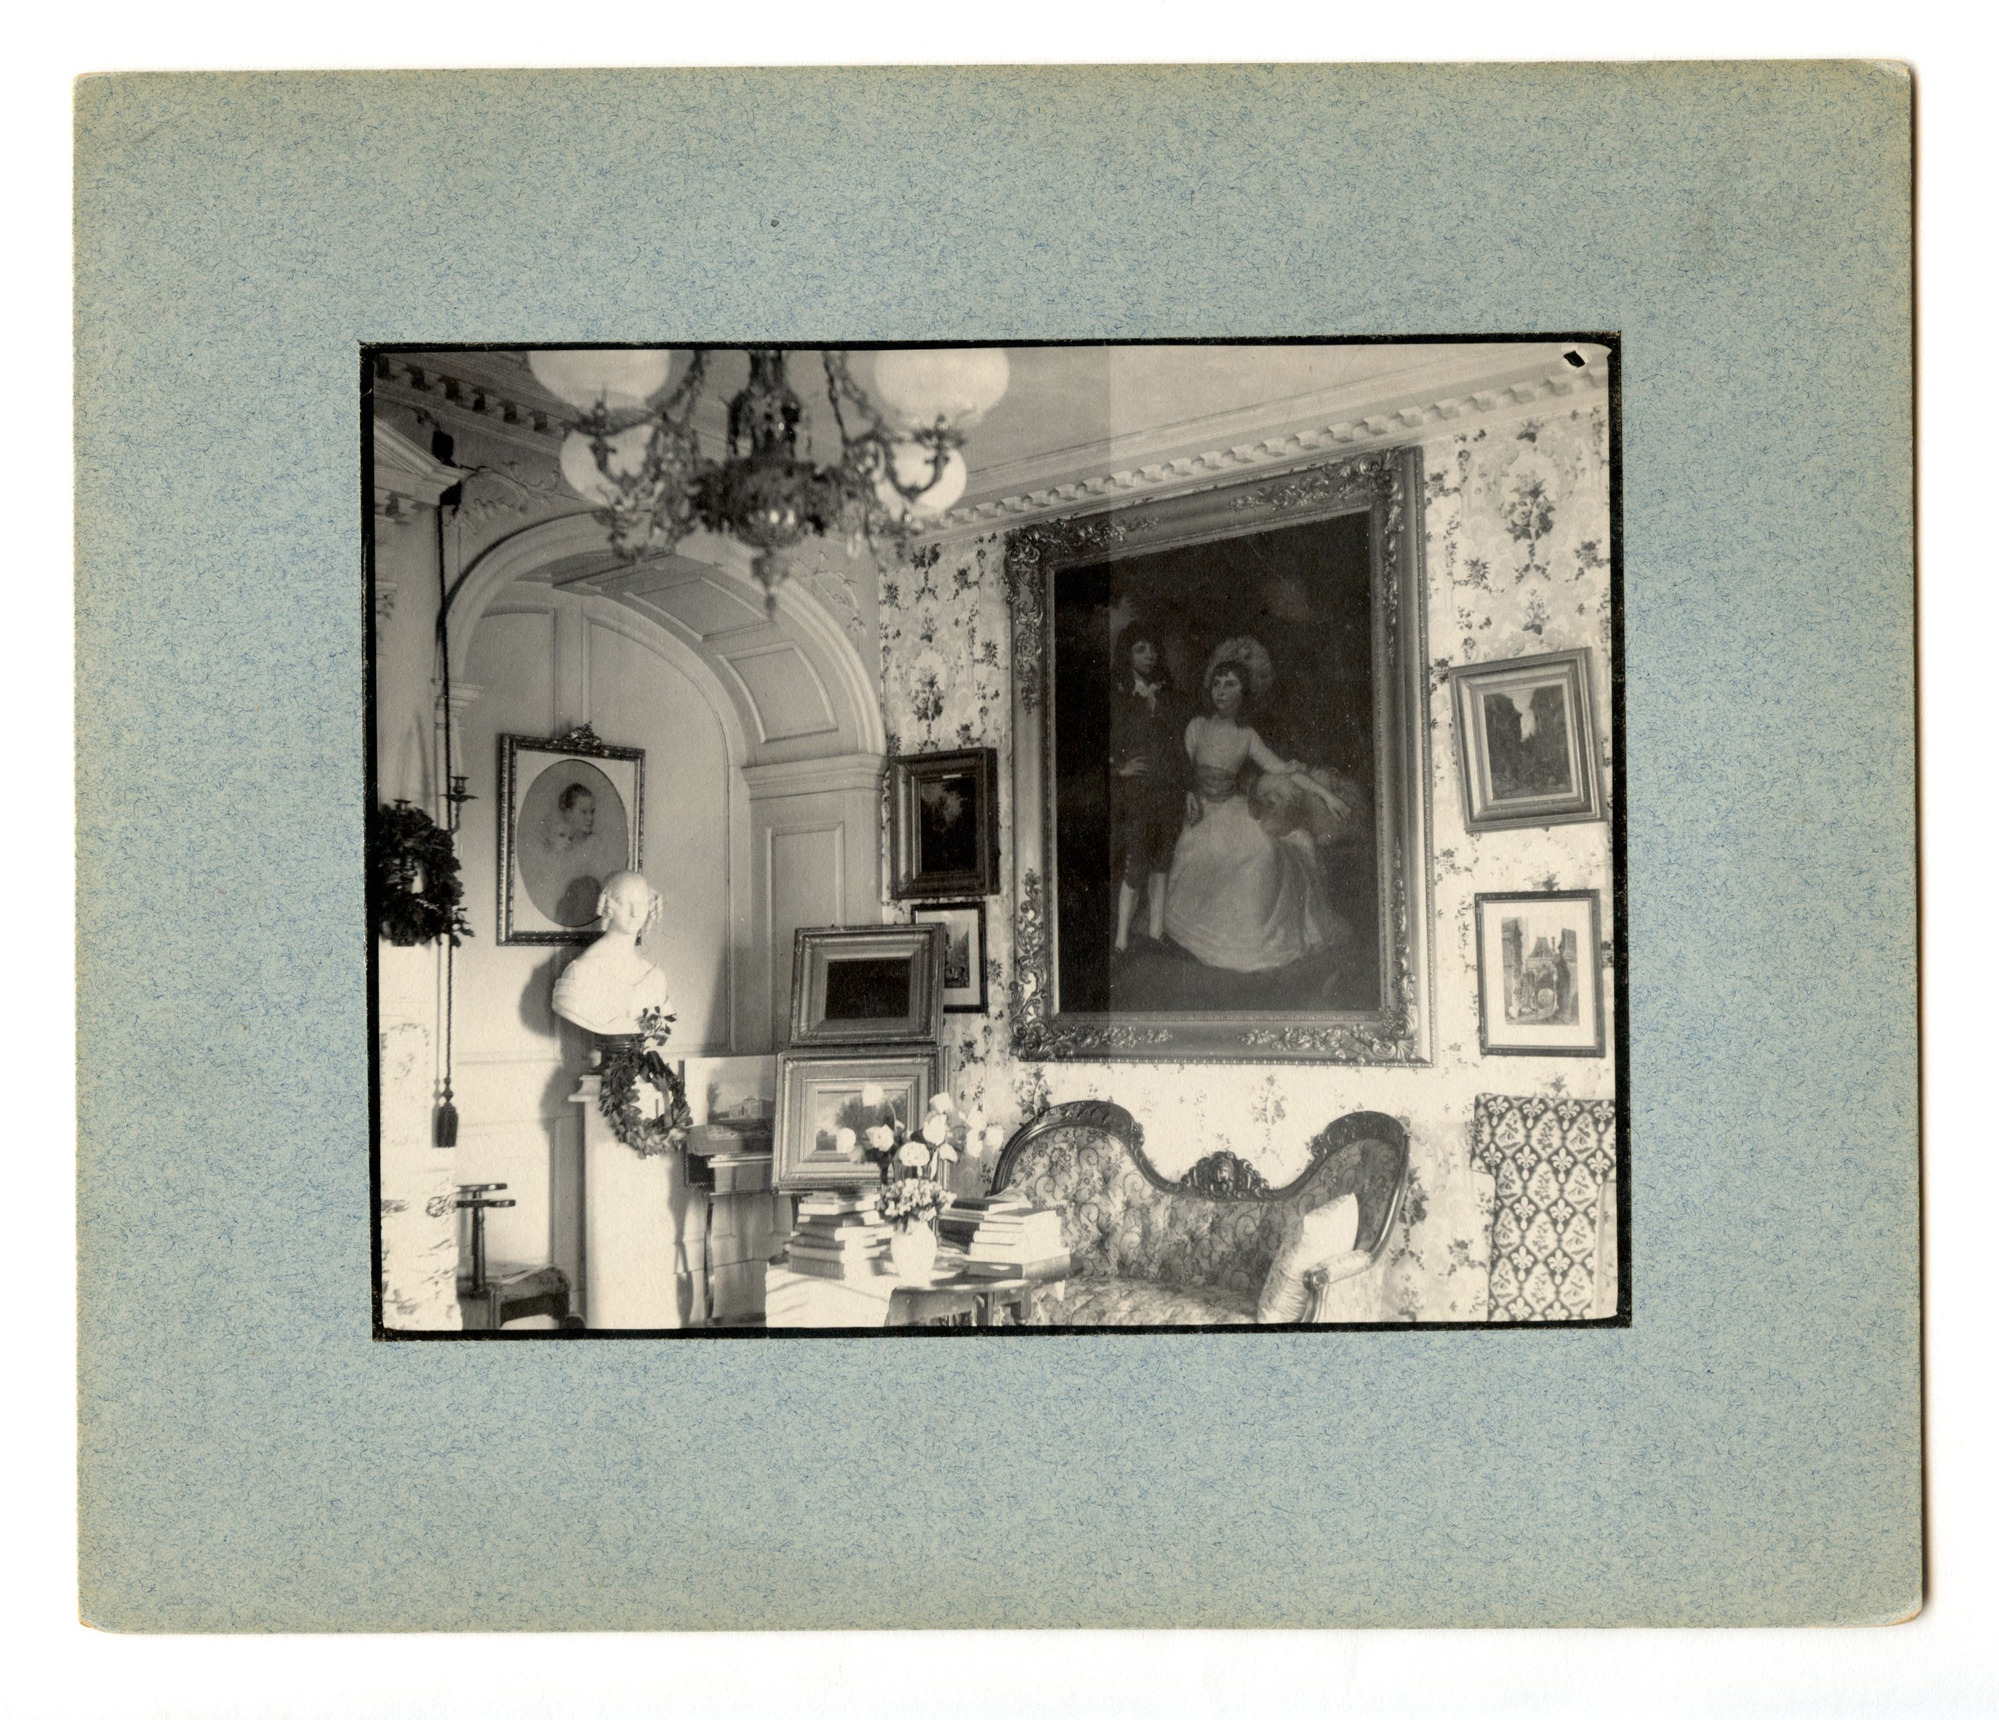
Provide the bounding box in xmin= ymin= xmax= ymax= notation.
xmin=869 ymin=349 xmax=1010 ymax=432
xmin=559 ymin=424 xmax=653 ymax=506
xmin=529 ymin=348 xmax=679 ymax=414
xmin=875 ymin=444 xmax=967 ymax=521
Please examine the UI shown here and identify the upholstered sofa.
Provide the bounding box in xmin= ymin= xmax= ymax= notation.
xmin=987 ymin=1101 xmax=1410 ymax=1326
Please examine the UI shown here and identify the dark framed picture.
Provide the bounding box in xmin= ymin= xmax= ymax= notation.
xmin=497 ymin=724 xmax=644 ymax=944
xmin=1447 ymin=648 xmax=1604 ymax=831
xmin=1474 ymin=890 xmax=1606 ymax=1057
xmin=890 ymin=747 xmax=1000 ymax=900
xmin=773 ymin=1048 xmax=951 ymax=1193
xmin=910 ymin=902 xmax=988 ymax=1013
xmin=788 ymin=924 xmax=945 ymax=1048
xmin=1005 ymin=450 xmax=1433 ymax=1063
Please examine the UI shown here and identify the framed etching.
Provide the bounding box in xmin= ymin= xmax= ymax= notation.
xmin=1473 ymin=890 xmax=1606 ymax=1057
xmin=910 ymin=901 xmax=988 ymax=1013
xmin=889 ymin=746 xmax=1000 ymax=899
xmin=1447 ymin=648 xmax=1604 ymax=830
xmin=772 ymin=1048 xmax=951 ymax=1193
xmin=496 ymin=725 xmax=644 ymax=944
xmin=787 ymin=924 xmax=945 ymax=1049
xmin=1004 ymin=448 xmax=1433 ymax=1062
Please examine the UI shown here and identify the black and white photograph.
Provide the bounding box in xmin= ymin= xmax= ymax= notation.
xmin=367 ymin=339 xmax=1621 ymax=1334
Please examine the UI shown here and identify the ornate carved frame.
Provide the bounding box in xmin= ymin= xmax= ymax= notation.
xmin=1002 ymin=449 xmax=1434 ymax=1063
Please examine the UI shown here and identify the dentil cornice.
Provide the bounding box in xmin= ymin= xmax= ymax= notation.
xmin=922 ymin=346 xmax=1608 ymax=539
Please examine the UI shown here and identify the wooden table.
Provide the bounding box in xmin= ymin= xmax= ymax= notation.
xmin=764 ymin=1248 xmax=1070 ymax=1330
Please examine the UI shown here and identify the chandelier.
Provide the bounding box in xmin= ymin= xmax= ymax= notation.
xmin=526 ymin=347 xmax=1010 ymax=613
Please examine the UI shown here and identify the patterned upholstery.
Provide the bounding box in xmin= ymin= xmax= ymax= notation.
xmin=990 ymin=1103 xmax=1409 ymax=1327
xmin=1050 ymin=1278 xmax=1261 ymax=1326
xmin=1470 ymin=1095 xmax=1618 ymax=1321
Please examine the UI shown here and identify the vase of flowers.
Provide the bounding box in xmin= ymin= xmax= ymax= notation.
xmin=856 ymin=1090 xmax=1004 ymax=1280
xmin=879 ymin=1178 xmax=948 ymax=1279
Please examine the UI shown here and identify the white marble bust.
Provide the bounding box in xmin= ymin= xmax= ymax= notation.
xmin=551 ymin=870 xmax=671 ymax=1037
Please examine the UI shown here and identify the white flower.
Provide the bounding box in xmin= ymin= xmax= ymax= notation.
xmin=834 ymin=1126 xmax=857 ymax=1153
xmin=860 ymin=1082 xmax=884 ymax=1108
xmin=921 ymin=1115 xmax=949 ymax=1145
xmin=983 ymin=1124 xmax=1007 ymax=1151
xmin=937 ymin=1143 xmax=959 ymax=1163
xmin=965 ymin=1107 xmax=986 ymax=1136
xmin=867 ymin=1124 xmax=896 ymax=1152
xmin=928 ymin=1092 xmax=953 ymax=1115
xmin=898 ymin=1142 xmax=931 ymax=1168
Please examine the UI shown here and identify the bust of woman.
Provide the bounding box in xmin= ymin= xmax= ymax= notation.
xmin=550 ymin=870 xmax=671 ymax=1037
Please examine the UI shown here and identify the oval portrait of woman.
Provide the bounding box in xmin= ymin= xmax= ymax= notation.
xmin=515 ymin=759 xmax=631 ymax=927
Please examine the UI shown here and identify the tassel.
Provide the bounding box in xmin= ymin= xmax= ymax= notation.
xmin=434 ymin=1089 xmax=459 ymax=1149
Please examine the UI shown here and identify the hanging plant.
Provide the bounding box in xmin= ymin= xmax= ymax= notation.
xmin=598 ymin=1005 xmax=694 ymax=1158
xmin=369 ymin=801 xmax=473 ymax=947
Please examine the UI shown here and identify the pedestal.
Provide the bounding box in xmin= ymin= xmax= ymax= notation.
xmin=570 ymin=1076 xmax=707 ymax=1328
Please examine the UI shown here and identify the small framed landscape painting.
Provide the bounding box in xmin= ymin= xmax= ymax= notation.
xmin=890 ymin=747 xmax=1000 ymax=900
xmin=1474 ymin=890 xmax=1606 ymax=1057
xmin=773 ymin=1048 xmax=951 ymax=1193
xmin=1447 ymin=649 xmax=1603 ymax=831
xmin=910 ymin=902 xmax=987 ymax=1013
xmin=788 ymin=925 xmax=945 ymax=1048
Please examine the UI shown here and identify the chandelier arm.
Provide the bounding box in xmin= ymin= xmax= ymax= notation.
xmin=667 ymin=349 xmax=708 ymax=417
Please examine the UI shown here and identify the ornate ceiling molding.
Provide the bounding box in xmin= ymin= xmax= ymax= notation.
xmin=371 ymin=419 xmax=463 ymax=517
xmin=923 ymin=353 xmax=1607 ymax=538
xmin=372 ymin=355 xmax=564 ymax=457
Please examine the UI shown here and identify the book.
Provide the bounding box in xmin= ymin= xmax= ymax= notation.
xmin=783 ymin=1240 xmax=887 ymax=1264
xmin=782 ymin=1255 xmax=885 ymax=1283
xmin=962 ymin=1254 xmax=1070 ymax=1280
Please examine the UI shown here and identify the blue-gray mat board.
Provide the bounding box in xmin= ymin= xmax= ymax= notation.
xmin=75 ymin=64 xmax=1916 ymax=1628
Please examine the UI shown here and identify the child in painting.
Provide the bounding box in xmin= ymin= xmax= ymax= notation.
xmin=1107 ymin=626 xmax=1184 ymax=953
xmin=1163 ymin=638 xmax=1354 ymax=973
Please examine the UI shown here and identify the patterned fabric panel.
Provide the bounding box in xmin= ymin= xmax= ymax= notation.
xmin=1470 ymin=1095 xmax=1617 ymax=1321
xmin=1026 ymin=1276 xmax=1261 ymax=1327
xmin=1002 ymin=1128 xmax=1367 ymax=1297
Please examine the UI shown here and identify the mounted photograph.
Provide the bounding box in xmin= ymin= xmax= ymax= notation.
xmin=367 ymin=338 xmax=1623 ymax=1335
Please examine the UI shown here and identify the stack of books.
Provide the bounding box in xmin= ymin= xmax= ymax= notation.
xmin=941 ymin=1195 xmax=1067 ymax=1277
xmin=785 ymin=1191 xmax=890 ymax=1280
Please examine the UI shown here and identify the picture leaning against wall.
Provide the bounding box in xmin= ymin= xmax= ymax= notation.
xmin=365 ymin=338 xmax=1623 ymax=1338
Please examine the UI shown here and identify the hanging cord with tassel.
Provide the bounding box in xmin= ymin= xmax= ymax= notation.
xmin=433 ymin=461 xmax=465 ymax=1148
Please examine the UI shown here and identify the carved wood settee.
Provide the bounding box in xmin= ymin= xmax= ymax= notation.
xmin=987 ymin=1101 xmax=1410 ymax=1326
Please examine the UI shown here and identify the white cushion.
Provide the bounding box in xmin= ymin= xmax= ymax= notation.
xmin=1256 ymin=1194 xmax=1361 ymax=1323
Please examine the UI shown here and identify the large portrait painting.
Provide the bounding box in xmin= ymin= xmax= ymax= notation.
xmin=497 ymin=724 xmax=644 ymax=944
xmin=1005 ymin=449 xmax=1433 ymax=1062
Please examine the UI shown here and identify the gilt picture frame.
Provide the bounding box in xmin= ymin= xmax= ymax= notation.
xmin=787 ymin=924 xmax=946 ymax=1049
xmin=1447 ymin=648 xmax=1604 ymax=831
xmin=1004 ymin=448 xmax=1434 ymax=1063
xmin=496 ymin=724 xmax=644 ymax=945
xmin=889 ymin=746 xmax=1000 ymax=900
xmin=772 ymin=1048 xmax=952 ymax=1193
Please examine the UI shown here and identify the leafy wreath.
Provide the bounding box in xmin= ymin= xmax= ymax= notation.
xmin=598 ymin=1006 xmax=694 ymax=1158
xmin=369 ymin=801 xmax=472 ymax=947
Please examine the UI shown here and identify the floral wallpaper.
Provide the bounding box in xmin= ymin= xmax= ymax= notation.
xmin=376 ymin=1014 xmax=464 ymax=1330
xmin=880 ymin=405 xmax=1616 ymax=1322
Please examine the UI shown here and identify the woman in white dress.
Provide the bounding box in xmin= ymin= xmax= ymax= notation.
xmin=1163 ymin=639 xmax=1353 ymax=973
